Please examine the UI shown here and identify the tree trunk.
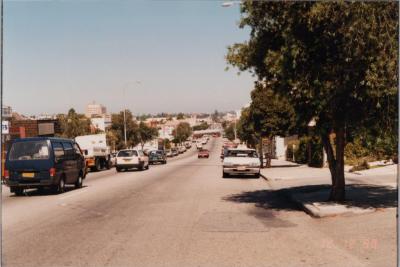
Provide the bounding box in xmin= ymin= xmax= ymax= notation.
xmin=265 ymin=136 xmax=272 ymax=168
xmin=259 ymin=138 xmax=264 ymax=168
xmin=321 ymin=128 xmax=346 ymax=202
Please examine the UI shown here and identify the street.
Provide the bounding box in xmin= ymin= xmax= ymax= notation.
xmin=2 ymin=137 xmax=395 ymax=267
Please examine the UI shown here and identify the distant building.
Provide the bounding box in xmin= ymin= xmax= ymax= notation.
xmin=2 ymin=106 xmax=12 ymax=119
xmin=85 ymin=102 xmax=107 ymax=118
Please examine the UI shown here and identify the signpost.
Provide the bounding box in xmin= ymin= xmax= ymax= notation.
xmin=1 ymin=120 xmax=8 ymax=134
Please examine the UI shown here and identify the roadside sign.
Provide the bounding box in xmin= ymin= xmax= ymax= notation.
xmin=2 ymin=121 xmax=9 ymax=134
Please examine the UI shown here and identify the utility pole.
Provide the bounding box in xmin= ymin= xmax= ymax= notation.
xmin=123 ymin=87 xmax=127 ymax=148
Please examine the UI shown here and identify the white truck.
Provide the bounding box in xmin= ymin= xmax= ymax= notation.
xmin=75 ymin=134 xmax=112 ymax=172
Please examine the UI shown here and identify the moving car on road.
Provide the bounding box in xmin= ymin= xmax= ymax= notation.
xmin=198 ymin=149 xmax=210 ymax=158
xmin=115 ymin=149 xmax=149 ymax=172
xmin=4 ymin=137 xmax=86 ymax=195
xmin=222 ymin=148 xmax=260 ymax=178
xmin=149 ymin=150 xmax=167 ymax=164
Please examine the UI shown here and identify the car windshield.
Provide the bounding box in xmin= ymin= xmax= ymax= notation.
xmin=117 ymin=150 xmax=138 ymax=157
xmin=226 ymin=150 xmax=258 ymax=158
xmin=9 ymin=140 xmax=50 ymax=161
xmin=150 ymin=151 xmax=163 ymax=155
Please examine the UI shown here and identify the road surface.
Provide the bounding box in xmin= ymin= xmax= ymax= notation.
xmin=2 ymin=138 xmax=395 ymax=267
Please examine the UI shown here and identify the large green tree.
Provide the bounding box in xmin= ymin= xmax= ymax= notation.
xmin=239 ymin=82 xmax=295 ymax=167
xmin=223 ymin=122 xmax=236 ymax=141
xmin=237 ymin=107 xmax=257 ymax=148
xmin=173 ymin=122 xmax=192 ymax=144
xmin=110 ymin=110 xmax=140 ymax=149
xmin=137 ymin=122 xmax=159 ymax=149
xmin=227 ymin=2 xmax=398 ymax=201
xmin=57 ymin=109 xmax=91 ymax=138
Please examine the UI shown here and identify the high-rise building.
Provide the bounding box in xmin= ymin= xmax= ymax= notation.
xmin=85 ymin=102 xmax=107 ymax=118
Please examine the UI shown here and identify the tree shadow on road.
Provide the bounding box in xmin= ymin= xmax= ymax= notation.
xmin=223 ymin=188 xmax=301 ymax=212
xmin=224 ymin=184 xmax=397 ymax=211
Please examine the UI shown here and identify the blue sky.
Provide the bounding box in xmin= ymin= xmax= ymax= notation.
xmin=5 ymin=0 xmax=254 ymax=115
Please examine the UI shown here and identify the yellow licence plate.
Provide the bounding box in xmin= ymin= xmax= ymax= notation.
xmin=22 ymin=172 xmax=35 ymax=178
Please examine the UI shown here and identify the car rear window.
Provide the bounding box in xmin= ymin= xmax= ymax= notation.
xmin=226 ymin=150 xmax=258 ymax=158
xmin=9 ymin=140 xmax=50 ymax=161
xmin=117 ymin=150 xmax=138 ymax=157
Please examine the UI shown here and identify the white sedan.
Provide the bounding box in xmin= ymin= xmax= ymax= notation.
xmin=222 ymin=148 xmax=260 ymax=178
xmin=115 ymin=149 xmax=149 ymax=172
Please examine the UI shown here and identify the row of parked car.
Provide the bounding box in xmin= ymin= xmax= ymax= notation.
xmin=164 ymin=142 xmax=192 ymax=158
xmin=3 ymin=136 xmax=195 ymax=196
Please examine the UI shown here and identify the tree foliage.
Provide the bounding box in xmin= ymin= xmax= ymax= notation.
xmin=57 ymin=109 xmax=91 ymax=138
xmin=110 ymin=110 xmax=140 ymax=149
xmin=193 ymin=122 xmax=210 ymax=131
xmin=173 ymin=122 xmax=192 ymax=144
xmin=227 ymin=1 xmax=398 ymax=201
xmin=223 ymin=122 xmax=236 ymax=141
xmin=137 ymin=122 xmax=159 ymax=149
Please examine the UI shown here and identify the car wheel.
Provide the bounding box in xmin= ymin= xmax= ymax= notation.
xmin=106 ymin=159 xmax=111 ymax=170
xmin=53 ymin=177 xmax=66 ymax=194
xmin=75 ymin=174 xmax=83 ymax=189
xmin=145 ymin=163 xmax=149 ymax=170
xmin=94 ymin=158 xmax=101 ymax=171
xmin=222 ymin=172 xmax=229 ymax=178
xmin=116 ymin=167 xmax=122 ymax=172
xmin=254 ymin=173 xmax=260 ymax=178
xmin=13 ymin=188 xmax=24 ymax=196
xmin=139 ymin=163 xmax=144 ymax=171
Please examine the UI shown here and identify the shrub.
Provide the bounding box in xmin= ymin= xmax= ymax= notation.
xmin=294 ymin=137 xmax=308 ymax=164
xmin=309 ymin=136 xmax=324 ymax=167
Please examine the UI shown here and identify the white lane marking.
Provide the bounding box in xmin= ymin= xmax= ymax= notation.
xmin=58 ymin=188 xmax=88 ymax=200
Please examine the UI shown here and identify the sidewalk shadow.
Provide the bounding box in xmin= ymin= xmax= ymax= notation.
xmin=224 ymin=184 xmax=397 ymax=211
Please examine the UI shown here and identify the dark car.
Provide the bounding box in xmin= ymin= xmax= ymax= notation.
xmin=4 ymin=137 xmax=86 ymax=196
xmin=148 ymin=150 xmax=167 ymax=165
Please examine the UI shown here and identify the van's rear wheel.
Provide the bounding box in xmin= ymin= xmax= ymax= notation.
xmin=75 ymin=174 xmax=83 ymax=189
xmin=12 ymin=188 xmax=24 ymax=196
xmin=53 ymin=177 xmax=66 ymax=194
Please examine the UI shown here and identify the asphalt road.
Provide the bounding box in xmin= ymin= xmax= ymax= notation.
xmin=2 ymin=138 xmax=396 ymax=267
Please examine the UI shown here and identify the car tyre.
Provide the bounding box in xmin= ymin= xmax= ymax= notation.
xmin=75 ymin=174 xmax=83 ymax=189
xmin=94 ymin=158 xmax=101 ymax=171
xmin=222 ymin=172 xmax=229 ymax=178
xmin=13 ymin=188 xmax=24 ymax=196
xmin=254 ymin=172 xmax=260 ymax=178
xmin=106 ymin=159 xmax=111 ymax=170
xmin=53 ymin=177 xmax=66 ymax=194
xmin=116 ymin=167 xmax=122 ymax=172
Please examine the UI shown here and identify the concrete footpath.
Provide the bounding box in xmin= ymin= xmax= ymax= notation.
xmin=260 ymin=159 xmax=397 ymax=218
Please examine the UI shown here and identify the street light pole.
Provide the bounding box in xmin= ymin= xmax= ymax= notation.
xmin=123 ymin=87 xmax=127 ymax=148
xmin=122 ymin=81 xmax=141 ymax=148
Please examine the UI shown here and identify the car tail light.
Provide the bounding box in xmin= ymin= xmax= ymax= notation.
xmin=4 ymin=169 xmax=9 ymax=179
xmin=49 ymin=168 xmax=56 ymax=177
